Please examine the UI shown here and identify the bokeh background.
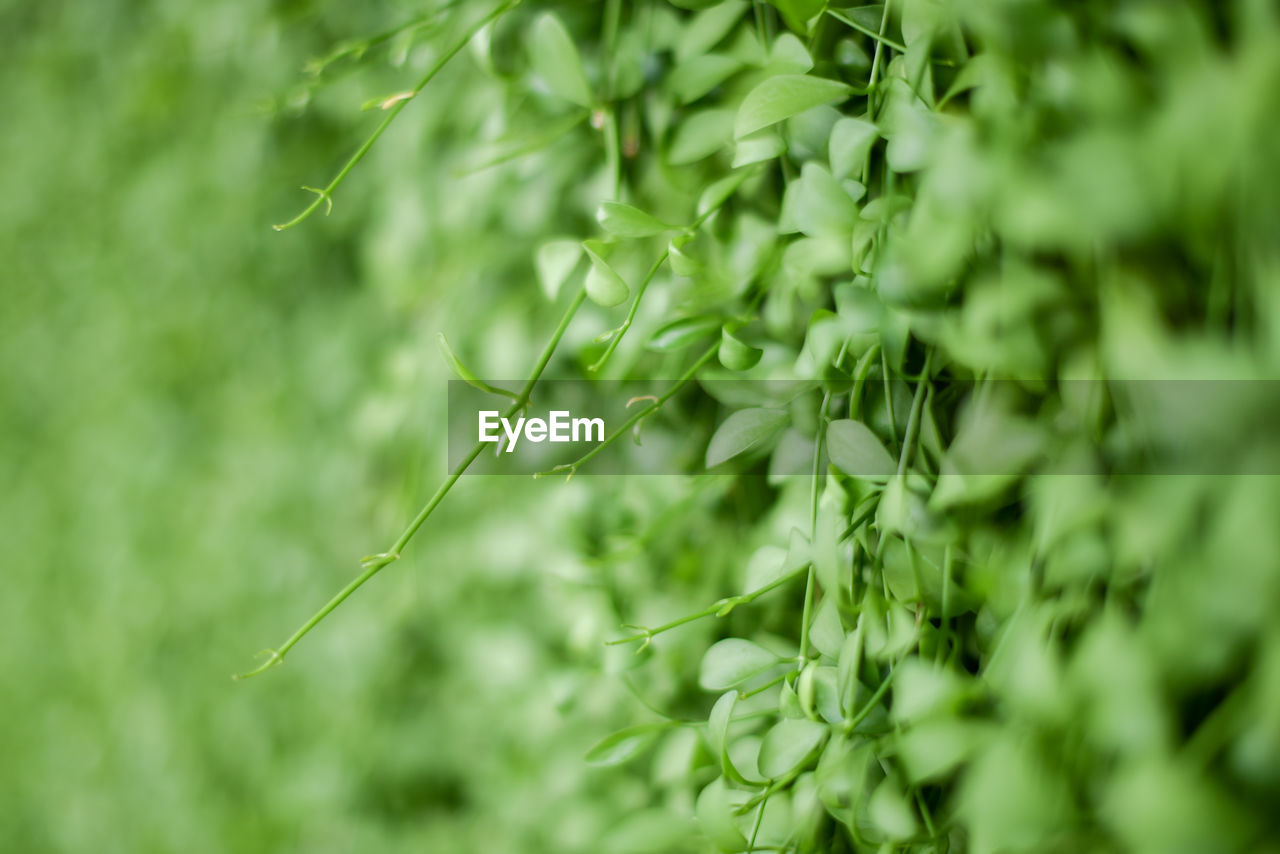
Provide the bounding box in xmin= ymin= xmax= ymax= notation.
xmin=7 ymin=1 xmax=1280 ymax=852
xmin=1 ymin=2 xmax=717 ymax=850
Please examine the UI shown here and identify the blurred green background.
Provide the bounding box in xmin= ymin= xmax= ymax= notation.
xmin=0 ymin=2 xmax=706 ymax=850
xmin=8 ymin=1 xmax=1280 ymax=852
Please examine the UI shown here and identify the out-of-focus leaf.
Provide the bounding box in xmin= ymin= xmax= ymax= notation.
xmin=585 ymin=723 xmax=672 ymax=766
xmin=706 ymin=407 xmax=790 ymax=467
xmin=596 ymin=202 xmax=675 ymax=238
xmin=758 ymin=717 xmax=827 ymax=778
xmin=735 ymin=74 xmax=855 ymax=138
xmin=699 ymin=638 xmax=781 ymax=690
xmin=528 ymin=13 xmax=593 ymax=107
xmin=582 ymin=242 xmax=630 ymax=307
xmin=827 ymin=419 xmax=896 ymax=479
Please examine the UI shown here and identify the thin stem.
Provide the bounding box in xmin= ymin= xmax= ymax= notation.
xmin=825 ymin=9 xmax=908 ymax=53
xmin=540 ymin=340 xmax=720 ymax=478
xmin=590 ymin=249 xmax=669 ymax=372
xmin=305 ymin=5 xmax=462 ymax=77
xmin=739 ymin=670 xmax=794 ymax=699
xmin=936 ymin=543 xmax=952 ymax=666
xmin=882 ymin=349 xmax=900 ymax=452
xmin=273 ymin=0 xmax=519 ymax=231
xmin=608 ymin=558 xmax=811 ymax=648
xmin=914 ymin=787 xmax=937 ymax=839
xmin=236 ymin=286 xmax=588 ymax=678
xmin=849 ymin=344 xmax=880 ymax=420
xmin=798 ymin=392 xmax=831 ymax=663
xmin=843 ymin=654 xmax=902 ymax=732
xmin=866 ymin=0 xmax=893 ymax=112
xmin=897 ymin=348 xmax=932 ymax=476
xmin=603 ymin=108 xmax=623 ymax=201
xmin=747 ymin=792 xmax=768 ymax=853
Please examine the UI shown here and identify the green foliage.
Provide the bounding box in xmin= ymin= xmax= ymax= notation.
xmin=251 ymin=0 xmax=1280 ymax=848
xmin=10 ymin=0 xmax=1280 ymax=852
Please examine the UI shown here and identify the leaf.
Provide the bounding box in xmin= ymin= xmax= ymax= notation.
xmin=436 ymin=333 xmax=519 ymax=400
xmin=648 ymin=315 xmax=723 ymax=352
xmin=811 ymin=665 xmax=845 ymax=724
xmin=667 ymin=108 xmax=736 ymax=164
xmin=860 ymin=194 xmax=912 ymax=221
xmin=696 ymin=777 xmax=749 ymax=851
xmin=677 ymin=0 xmax=748 ymax=62
xmin=528 ymin=13 xmax=593 ymax=107
xmin=869 ymin=776 xmax=920 ymax=840
xmin=697 ymin=169 xmax=752 ymax=218
xmin=735 ymin=75 xmax=855 ymax=138
xmin=779 ymin=163 xmax=862 ymax=237
xmin=733 ymin=132 xmax=786 ymax=167
xmin=758 ymin=717 xmax=828 ymax=778
xmin=707 ymin=691 xmax=735 ymax=765
xmin=706 ymin=408 xmax=790 ymax=467
xmin=765 ymin=32 xmax=813 ymax=73
xmin=769 ymin=0 xmax=826 ymax=33
xmin=719 ymin=326 xmax=763 ymax=370
xmin=826 ymin=419 xmax=896 ymax=479
xmin=596 ymin=202 xmax=675 ymax=237
xmin=534 ymin=239 xmax=582 ymax=301
xmin=890 ymin=659 xmax=967 ymax=722
xmin=895 ymin=719 xmax=981 ymax=783
xmin=699 ymin=638 xmax=780 ymax=690
xmin=667 ymin=53 xmax=743 ymax=104
xmin=808 ymin=597 xmax=845 ymax=659
xmin=585 ymin=723 xmax=671 ymax=766
xmin=828 ymin=117 xmax=879 ymax=179
xmin=582 ymin=243 xmax=630 ymax=307
xmin=707 ymin=690 xmax=755 ymax=784
xmin=667 ymin=234 xmax=704 ymax=277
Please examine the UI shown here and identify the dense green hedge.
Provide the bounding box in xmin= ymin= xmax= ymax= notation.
xmin=262 ymin=1 xmax=1280 ymax=851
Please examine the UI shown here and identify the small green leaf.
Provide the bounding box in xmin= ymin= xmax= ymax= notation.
xmin=706 ymin=407 xmax=790 ymax=467
xmin=696 ymin=777 xmax=749 ymax=851
xmin=667 ymin=53 xmax=743 ymax=104
xmin=668 ymin=234 xmax=704 ymax=277
xmin=585 ymin=723 xmax=672 ymax=766
xmin=648 ymin=315 xmax=723 ymax=352
xmin=869 ymin=776 xmax=920 ymax=840
xmin=437 ymin=333 xmax=520 ymax=401
xmin=860 ymin=194 xmax=912 ymax=221
xmin=765 ymin=32 xmax=813 ymax=73
xmin=779 ymin=163 xmax=862 ymax=237
xmin=808 ymin=597 xmax=845 ymax=659
xmin=529 ymin=13 xmax=593 ymax=107
xmin=735 ymin=74 xmax=855 ymax=138
xmin=699 ymin=638 xmax=781 ymax=690
xmin=596 ymin=202 xmax=675 ymax=238
xmin=895 ymin=718 xmax=981 ymax=783
xmin=707 ymin=690 xmax=735 ymax=764
xmin=582 ymin=243 xmax=630 ymax=307
xmin=667 ymin=108 xmax=736 ymax=164
xmin=733 ymin=132 xmax=786 ymax=167
xmin=719 ymin=326 xmax=763 ymax=370
xmin=677 ymin=0 xmax=748 ymax=62
xmin=769 ymin=0 xmax=826 ymax=33
xmin=826 ymin=419 xmax=896 ymax=479
xmin=697 ymin=169 xmax=752 ymax=218
xmin=534 ymin=239 xmax=582 ymax=301
xmin=828 ymin=117 xmax=879 ymax=179
xmin=891 ymin=659 xmax=968 ymax=723
xmin=708 ymin=690 xmax=754 ymax=784
xmin=758 ymin=717 xmax=828 ymax=778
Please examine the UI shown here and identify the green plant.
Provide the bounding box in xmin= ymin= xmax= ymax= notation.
xmin=249 ymin=1 xmax=1280 ymax=851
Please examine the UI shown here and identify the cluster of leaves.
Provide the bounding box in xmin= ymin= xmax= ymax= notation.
xmin=267 ymin=0 xmax=1280 ymax=851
